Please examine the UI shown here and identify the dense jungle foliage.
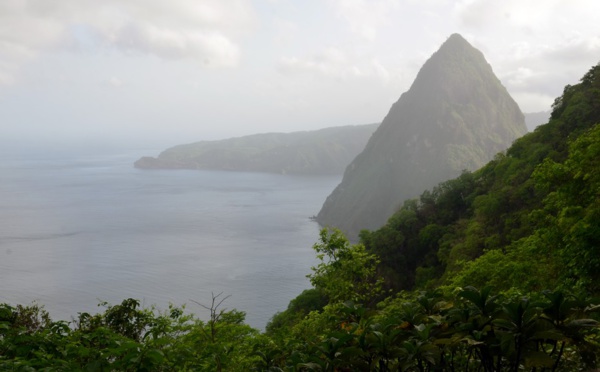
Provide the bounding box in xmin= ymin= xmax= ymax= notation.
xmin=2 ymin=64 xmax=599 ymax=370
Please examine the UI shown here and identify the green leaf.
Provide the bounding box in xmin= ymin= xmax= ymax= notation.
xmin=144 ymin=348 xmax=165 ymax=364
xmin=565 ymin=318 xmax=599 ymax=328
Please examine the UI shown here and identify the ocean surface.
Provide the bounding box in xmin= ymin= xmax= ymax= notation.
xmin=0 ymin=142 xmax=340 ymax=329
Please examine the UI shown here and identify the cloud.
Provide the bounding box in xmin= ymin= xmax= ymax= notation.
xmin=272 ymin=18 xmax=299 ymax=46
xmin=540 ymin=34 xmax=600 ymax=64
xmin=278 ymin=48 xmax=394 ymax=83
xmin=0 ymin=69 xmax=15 ymax=85
xmin=0 ymin=0 xmax=256 ymax=84
xmin=498 ymin=34 xmax=600 ymax=106
xmin=110 ymin=23 xmax=240 ymax=66
xmin=454 ymin=0 xmax=558 ymax=32
xmin=452 ymin=0 xmax=600 ymax=111
xmin=510 ymin=91 xmax=555 ymax=113
xmin=278 ymin=48 xmax=350 ymax=79
xmin=505 ymin=67 xmax=534 ymax=86
xmin=108 ymin=77 xmax=123 ymax=88
xmin=328 ymin=0 xmax=400 ymax=41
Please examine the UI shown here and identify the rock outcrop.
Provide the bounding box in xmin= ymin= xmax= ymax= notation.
xmin=316 ymin=34 xmax=527 ymax=240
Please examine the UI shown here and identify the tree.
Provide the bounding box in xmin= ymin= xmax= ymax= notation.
xmin=308 ymin=228 xmax=384 ymax=306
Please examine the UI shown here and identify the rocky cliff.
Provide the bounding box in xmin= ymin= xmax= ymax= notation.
xmin=316 ymin=34 xmax=527 ymax=240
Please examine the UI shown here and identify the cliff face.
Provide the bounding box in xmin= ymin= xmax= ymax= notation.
xmin=316 ymin=34 xmax=527 ymax=240
xmin=134 ymin=124 xmax=378 ymax=175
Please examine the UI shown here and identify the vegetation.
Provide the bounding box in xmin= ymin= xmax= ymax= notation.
xmin=360 ymin=62 xmax=600 ymax=297
xmin=0 ymin=296 xmax=265 ymax=371
xmin=134 ymin=123 xmax=378 ymax=175
xmin=3 ymin=58 xmax=600 ymax=370
xmin=2 ymin=241 xmax=599 ymax=370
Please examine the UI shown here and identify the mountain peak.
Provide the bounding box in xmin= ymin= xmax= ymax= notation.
xmin=446 ymin=32 xmax=468 ymax=44
xmin=434 ymin=33 xmax=481 ymax=58
xmin=316 ymin=35 xmax=527 ymax=240
xmin=407 ymin=33 xmax=491 ymax=99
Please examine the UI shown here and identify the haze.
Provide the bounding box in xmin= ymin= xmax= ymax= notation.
xmin=1 ymin=0 xmax=599 ymax=149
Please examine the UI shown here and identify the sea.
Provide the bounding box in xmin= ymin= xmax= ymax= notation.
xmin=0 ymin=141 xmax=340 ymax=329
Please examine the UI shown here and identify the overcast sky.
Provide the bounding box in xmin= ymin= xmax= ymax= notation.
xmin=1 ymin=0 xmax=599 ymax=147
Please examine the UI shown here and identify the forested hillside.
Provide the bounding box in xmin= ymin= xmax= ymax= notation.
xmin=2 ymin=65 xmax=599 ymax=371
xmin=134 ymin=124 xmax=378 ymax=175
xmin=360 ymin=62 xmax=600 ymax=295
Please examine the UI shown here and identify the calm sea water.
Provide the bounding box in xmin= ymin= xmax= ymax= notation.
xmin=0 ymin=143 xmax=340 ymax=329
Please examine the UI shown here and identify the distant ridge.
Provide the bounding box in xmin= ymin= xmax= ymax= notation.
xmin=134 ymin=124 xmax=378 ymax=175
xmin=316 ymin=34 xmax=527 ymax=240
xmin=524 ymin=110 xmax=551 ymax=131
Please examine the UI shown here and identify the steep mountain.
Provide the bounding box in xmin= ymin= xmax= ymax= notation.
xmin=134 ymin=124 xmax=378 ymax=175
xmin=316 ymin=34 xmax=527 ymax=240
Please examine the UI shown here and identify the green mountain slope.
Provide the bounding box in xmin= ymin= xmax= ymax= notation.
xmin=263 ymin=64 xmax=600 ymax=370
xmin=316 ymin=34 xmax=527 ymax=240
xmin=134 ymin=124 xmax=378 ymax=175
xmin=361 ymin=62 xmax=600 ymax=293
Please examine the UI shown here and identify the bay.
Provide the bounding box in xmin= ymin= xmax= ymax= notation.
xmin=0 ymin=143 xmax=340 ymax=329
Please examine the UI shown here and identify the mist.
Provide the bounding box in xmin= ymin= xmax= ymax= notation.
xmin=2 ymin=1 xmax=599 ymax=146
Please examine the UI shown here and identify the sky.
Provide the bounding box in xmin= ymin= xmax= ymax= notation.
xmin=1 ymin=0 xmax=599 ymax=148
